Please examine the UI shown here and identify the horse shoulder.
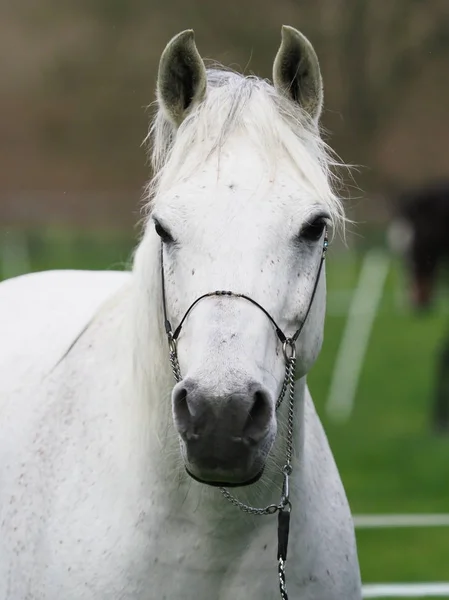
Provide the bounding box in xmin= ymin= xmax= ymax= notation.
xmin=0 ymin=270 xmax=147 ymax=598
xmin=294 ymin=386 xmax=362 ymax=597
xmin=0 ymin=269 xmax=130 ymax=382
xmin=0 ymin=268 xmax=131 ymax=501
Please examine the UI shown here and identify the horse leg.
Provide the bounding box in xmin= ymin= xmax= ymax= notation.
xmin=432 ymin=334 xmax=449 ymax=433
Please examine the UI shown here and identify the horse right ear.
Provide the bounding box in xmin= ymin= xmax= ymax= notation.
xmin=273 ymin=26 xmax=323 ymax=123
xmin=157 ymin=30 xmax=207 ymax=127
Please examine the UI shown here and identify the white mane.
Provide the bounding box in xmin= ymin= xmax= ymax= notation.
xmin=145 ymin=68 xmax=345 ymax=230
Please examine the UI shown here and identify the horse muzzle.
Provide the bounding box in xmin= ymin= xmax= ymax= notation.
xmin=172 ymin=378 xmax=275 ymax=486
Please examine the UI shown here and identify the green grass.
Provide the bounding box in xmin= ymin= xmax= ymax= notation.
xmin=0 ymin=228 xmax=135 ymax=277
xmin=308 ymin=251 xmax=449 ymax=591
xmin=25 ymin=229 xmax=136 ymax=273
xmin=1 ymin=229 xmax=448 ymax=595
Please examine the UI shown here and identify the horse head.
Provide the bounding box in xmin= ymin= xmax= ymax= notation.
xmin=143 ymin=27 xmax=343 ymax=486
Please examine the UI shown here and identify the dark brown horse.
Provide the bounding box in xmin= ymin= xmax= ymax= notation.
xmin=389 ymin=180 xmax=449 ymax=432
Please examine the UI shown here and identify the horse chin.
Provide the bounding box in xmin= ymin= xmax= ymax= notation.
xmin=184 ymin=464 xmax=265 ymax=488
xmin=177 ymin=429 xmax=274 ymax=488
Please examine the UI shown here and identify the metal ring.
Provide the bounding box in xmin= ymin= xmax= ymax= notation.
xmin=279 ymin=499 xmax=292 ymax=513
xmin=282 ymin=339 xmax=296 ymax=361
xmin=265 ymin=504 xmax=279 ymax=515
xmin=168 ymin=337 xmax=177 ymax=354
xmin=282 ymin=463 xmax=293 ymax=476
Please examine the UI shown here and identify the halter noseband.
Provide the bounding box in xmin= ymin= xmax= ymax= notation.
xmin=160 ymin=229 xmax=328 ymax=600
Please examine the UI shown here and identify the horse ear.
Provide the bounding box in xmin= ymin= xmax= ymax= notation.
xmin=157 ymin=30 xmax=207 ymax=127
xmin=273 ymin=26 xmax=323 ymax=123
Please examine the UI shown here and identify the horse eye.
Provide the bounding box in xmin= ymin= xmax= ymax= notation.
xmin=301 ymin=218 xmax=327 ymax=242
xmin=154 ymin=219 xmax=174 ymax=244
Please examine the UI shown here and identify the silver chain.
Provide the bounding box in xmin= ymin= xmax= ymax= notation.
xmin=168 ymin=337 xmax=182 ymax=381
xmin=278 ymin=557 xmax=288 ymax=600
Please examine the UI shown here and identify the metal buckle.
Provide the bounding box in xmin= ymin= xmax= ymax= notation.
xmin=280 ymin=464 xmax=292 ymax=509
xmin=168 ymin=332 xmax=177 ymax=355
xmin=282 ymin=339 xmax=296 ymax=362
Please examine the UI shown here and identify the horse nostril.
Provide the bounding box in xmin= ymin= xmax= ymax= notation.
xmin=173 ymin=386 xmax=192 ymax=435
xmin=242 ymin=388 xmax=272 ymax=443
xmin=173 ymin=382 xmax=209 ymax=439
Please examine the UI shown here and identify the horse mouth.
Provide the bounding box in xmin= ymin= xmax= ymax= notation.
xmin=179 ymin=432 xmax=273 ymax=487
xmin=184 ymin=464 xmax=265 ymax=487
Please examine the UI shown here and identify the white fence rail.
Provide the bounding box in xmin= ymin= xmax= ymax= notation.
xmin=355 ymin=513 xmax=449 ymax=529
xmin=363 ymin=583 xmax=449 ymax=598
xmin=326 ymin=250 xmax=390 ymax=423
xmin=357 ymin=514 xmax=449 ymax=598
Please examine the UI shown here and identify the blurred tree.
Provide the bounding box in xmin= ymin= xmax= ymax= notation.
xmin=2 ymin=0 xmax=449 ymax=225
xmin=41 ymin=0 xmax=449 ymax=196
xmin=318 ymin=0 xmax=449 ymax=194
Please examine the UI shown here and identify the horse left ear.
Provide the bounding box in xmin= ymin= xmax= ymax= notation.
xmin=273 ymin=26 xmax=323 ymax=123
xmin=157 ymin=30 xmax=207 ymax=127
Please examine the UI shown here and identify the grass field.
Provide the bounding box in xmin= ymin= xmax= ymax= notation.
xmin=309 ymin=251 xmax=449 ymax=592
xmin=1 ymin=228 xmax=448 ymax=597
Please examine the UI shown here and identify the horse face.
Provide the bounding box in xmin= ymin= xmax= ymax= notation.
xmin=152 ymin=138 xmax=329 ymax=485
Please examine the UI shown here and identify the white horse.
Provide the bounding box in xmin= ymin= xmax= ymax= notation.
xmin=0 ymin=27 xmax=362 ymax=599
